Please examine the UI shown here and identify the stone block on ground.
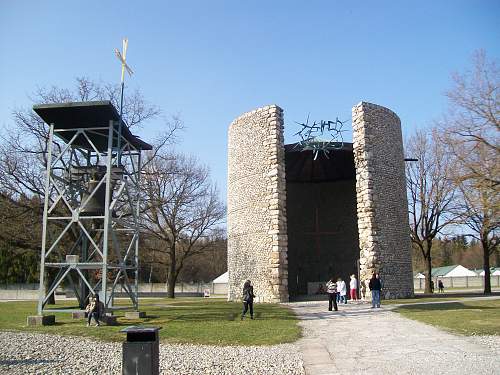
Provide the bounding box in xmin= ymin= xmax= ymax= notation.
xmin=124 ymin=311 xmax=146 ymax=319
xmin=100 ymin=315 xmax=117 ymax=326
xmin=72 ymin=311 xmax=86 ymax=319
xmin=26 ymin=315 xmax=55 ymax=326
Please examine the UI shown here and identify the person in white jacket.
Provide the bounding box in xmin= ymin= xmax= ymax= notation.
xmin=337 ymin=277 xmax=347 ymax=304
xmin=349 ymin=274 xmax=358 ymax=301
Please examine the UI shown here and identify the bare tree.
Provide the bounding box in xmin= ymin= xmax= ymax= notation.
xmin=176 ymin=229 xmax=227 ymax=283
xmin=0 ymin=77 xmax=161 ymax=202
xmin=406 ymin=129 xmax=457 ymax=293
xmin=441 ymin=50 xmax=499 ymax=186
xmin=439 ymin=51 xmax=500 ymax=293
xmin=141 ymin=151 xmax=225 ymax=298
xmin=452 ymin=153 xmax=499 ymax=293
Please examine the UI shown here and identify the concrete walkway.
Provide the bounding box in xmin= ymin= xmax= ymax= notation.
xmin=288 ymin=300 xmax=500 ymax=375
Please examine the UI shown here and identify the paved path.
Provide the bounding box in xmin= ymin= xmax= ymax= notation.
xmin=288 ymin=300 xmax=500 ymax=375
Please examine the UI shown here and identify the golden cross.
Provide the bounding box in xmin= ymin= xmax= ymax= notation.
xmin=114 ymin=38 xmax=133 ymax=83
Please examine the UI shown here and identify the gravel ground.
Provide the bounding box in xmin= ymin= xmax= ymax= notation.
xmin=0 ymin=331 xmax=305 ymax=375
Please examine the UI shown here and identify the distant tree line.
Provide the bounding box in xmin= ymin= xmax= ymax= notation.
xmin=0 ymin=192 xmax=227 ymax=284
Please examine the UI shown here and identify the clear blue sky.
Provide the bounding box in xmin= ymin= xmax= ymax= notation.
xmin=1 ymin=1 xmax=499 ymax=201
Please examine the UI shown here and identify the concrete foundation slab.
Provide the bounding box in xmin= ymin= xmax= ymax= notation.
xmin=26 ymin=315 xmax=55 ymax=326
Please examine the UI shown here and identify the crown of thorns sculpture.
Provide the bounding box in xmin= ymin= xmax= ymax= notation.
xmin=293 ymin=115 xmax=348 ymax=160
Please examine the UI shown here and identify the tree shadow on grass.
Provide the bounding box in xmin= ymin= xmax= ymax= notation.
xmin=163 ymin=308 xmax=296 ymax=322
xmin=44 ymin=322 xmax=70 ymax=327
xmin=396 ymin=302 xmax=497 ymax=312
xmin=141 ymin=315 xmax=160 ymax=320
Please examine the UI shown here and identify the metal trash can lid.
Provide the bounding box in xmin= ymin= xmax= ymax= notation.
xmin=120 ymin=326 xmax=162 ymax=334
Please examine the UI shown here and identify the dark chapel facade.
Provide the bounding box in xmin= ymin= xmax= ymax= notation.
xmin=227 ymin=102 xmax=414 ymax=302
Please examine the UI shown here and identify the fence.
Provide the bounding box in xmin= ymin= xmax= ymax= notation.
xmin=0 ymin=282 xmax=228 ymax=300
xmin=0 ymin=283 xmax=39 ymax=300
xmin=414 ymin=275 xmax=500 ymax=290
xmin=117 ymin=282 xmax=227 ymax=296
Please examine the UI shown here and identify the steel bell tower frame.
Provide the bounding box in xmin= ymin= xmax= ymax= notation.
xmin=33 ymin=101 xmax=152 ymax=315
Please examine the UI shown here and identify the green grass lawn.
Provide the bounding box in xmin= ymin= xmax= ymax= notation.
xmin=0 ymin=298 xmax=301 ymax=346
xmin=394 ymin=299 xmax=500 ymax=336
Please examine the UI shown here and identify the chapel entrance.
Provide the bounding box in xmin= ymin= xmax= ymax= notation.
xmin=285 ymin=143 xmax=359 ymax=299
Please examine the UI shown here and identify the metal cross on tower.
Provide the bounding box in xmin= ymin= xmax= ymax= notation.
xmin=114 ymin=38 xmax=134 ymax=165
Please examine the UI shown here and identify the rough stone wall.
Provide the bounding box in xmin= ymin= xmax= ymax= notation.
xmin=227 ymin=105 xmax=288 ymax=303
xmin=352 ymin=102 xmax=414 ymax=298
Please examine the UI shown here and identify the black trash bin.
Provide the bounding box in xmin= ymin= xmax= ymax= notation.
xmin=121 ymin=326 xmax=162 ymax=375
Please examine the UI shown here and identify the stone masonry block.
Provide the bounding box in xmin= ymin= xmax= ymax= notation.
xmin=124 ymin=311 xmax=146 ymax=319
xmin=27 ymin=315 xmax=55 ymax=326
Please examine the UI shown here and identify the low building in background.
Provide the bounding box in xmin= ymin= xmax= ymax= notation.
xmin=475 ymin=267 xmax=500 ymax=277
xmin=413 ymin=264 xmax=500 ymax=290
xmin=431 ymin=265 xmax=478 ymax=278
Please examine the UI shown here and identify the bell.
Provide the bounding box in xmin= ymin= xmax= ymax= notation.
xmin=80 ymin=173 xmax=107 ymax=216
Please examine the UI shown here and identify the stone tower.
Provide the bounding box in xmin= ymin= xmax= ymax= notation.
xmin=227 ymin=102 xmax=413 ymax=302
xmin=227 ymin=105 xmax=288 ymax=302
xmin=352 ymin=102 xmax=413 ymax=298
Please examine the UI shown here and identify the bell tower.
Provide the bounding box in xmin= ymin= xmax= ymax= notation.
xmin=32 ymin=101 xmax=151 ymax=317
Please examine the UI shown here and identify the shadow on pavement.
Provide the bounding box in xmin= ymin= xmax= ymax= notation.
xmin=292 ymin=305 xmax=391 ymax=320
xmin=0 ymin=358 xmax=60 ymax=366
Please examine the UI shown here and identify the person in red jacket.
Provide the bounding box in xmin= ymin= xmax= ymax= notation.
xmin=349 ymin=274 xmax=358 ymax=301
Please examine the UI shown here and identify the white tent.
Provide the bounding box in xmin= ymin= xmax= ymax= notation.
xmin=212 ymin=271 xmax=228 ymax=295
xmin=414 ymin=272 xmax=425 ymax=279
xmin=212 ymin=271 xmax=228 ymax=284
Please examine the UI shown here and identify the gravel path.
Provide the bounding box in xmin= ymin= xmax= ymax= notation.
xmin=288 ymin=300 xmax=500 ymax=375
xmin=0 ymin=331 xmax=304 ymax=375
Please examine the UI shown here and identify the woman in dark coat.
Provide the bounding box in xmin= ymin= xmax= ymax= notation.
xmin=241 ymin=279 xmax=255 ymax=320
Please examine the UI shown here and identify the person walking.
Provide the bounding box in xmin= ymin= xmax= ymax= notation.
xmin=438 ymin=279 xmax=444 ymax=293
xmin=326 ymin=277 xmax=338 ymax=311
xmin=85 ymin=294 xmax=101 ymax=326
xmin=337 ymin=277 xmax=347 ymax=304
xmin=349 ymin=274 xmax=358 ymax=301
xmin=241 ymin=280 xmax=255 ymax=320
xmin=369 ymin=272 xmax=382 ymax=308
